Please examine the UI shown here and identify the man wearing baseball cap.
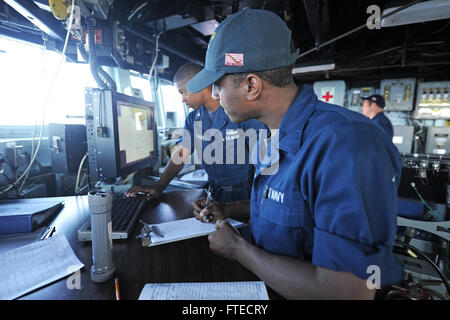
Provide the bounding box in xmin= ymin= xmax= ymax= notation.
xmin=361 ymin=94 xmax=394 ymax=139
xmin=189 ymin=8 xmax=403 ymax=299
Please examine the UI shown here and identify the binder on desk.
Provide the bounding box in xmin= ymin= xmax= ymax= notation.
xmin=0 ymin=198 xmax=64 ymax=235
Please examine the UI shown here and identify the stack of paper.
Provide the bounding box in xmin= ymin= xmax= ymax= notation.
xmin=139 ymin=281 xmax=269 ymax=300
xmin=0 ymin=233 xmax=84 ymax=300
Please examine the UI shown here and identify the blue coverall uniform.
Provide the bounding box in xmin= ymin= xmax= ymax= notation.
xmin=251 ymin=85 xmax=403 ymax=285
xmin=179 ymin=105 xmax=266 ymax=202
xmin=372 ymin=112 xmax=394 ymax=139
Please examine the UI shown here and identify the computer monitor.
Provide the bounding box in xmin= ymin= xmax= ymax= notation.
xmin=85 ymin=88 xmax=158 ymax=181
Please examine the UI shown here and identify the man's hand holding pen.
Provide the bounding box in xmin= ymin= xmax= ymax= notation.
xmin=192 ymin=198 xmax=229 ymax=223
xmin=192 ymin=198 xmax=243 ymax=260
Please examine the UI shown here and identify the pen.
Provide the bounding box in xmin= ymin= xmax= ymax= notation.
xmin=229 ymin=222 xmax=242 ymax=236
xmin=115 ymin=277 xmax=120 ymax=300
xmin=40 ymin=226 xmax=56 ymax=240
xmin=205 ymin=185 xmax=213 ymax=206
xmin=203 ymin=185 xmax=213 ymax=222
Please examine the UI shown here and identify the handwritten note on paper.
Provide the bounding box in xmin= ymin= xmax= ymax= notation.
xmin=139 ymin=281 xmax=269 ymax=300
xmin=0 ymin=233 xmax=84 ymax=300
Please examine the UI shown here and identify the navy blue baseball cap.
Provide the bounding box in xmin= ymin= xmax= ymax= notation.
xmin=186 ymin=8 xmax=299 ymax=93
xmin=362 ymin=94 xmax=386 ymax=108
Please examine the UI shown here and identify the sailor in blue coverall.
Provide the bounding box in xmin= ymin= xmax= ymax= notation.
xmin=179 ymin=103 xmax=266 ymax=202
xmin=361 ymin=94 xmax=394 ymax=139
xmin=248 ymin=84 xmax=403 ymax=283
xmin=188 ymin=9 xmax=403 ymax=299
xmin=126 ymin=62 xmax=265 ymax=203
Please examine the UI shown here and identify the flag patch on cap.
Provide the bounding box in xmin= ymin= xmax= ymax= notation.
xmin=225 ymin=53 xmax=244 ymax=66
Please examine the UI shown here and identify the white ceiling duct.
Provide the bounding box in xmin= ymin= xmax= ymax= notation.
xmin=382 ymin=0 xmax=450 ymax=27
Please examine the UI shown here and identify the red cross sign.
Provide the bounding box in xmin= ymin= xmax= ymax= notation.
xmin=322 ymin=91 xmax=334 ymax=102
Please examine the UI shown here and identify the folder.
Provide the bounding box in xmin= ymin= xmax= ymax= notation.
xmin=0 ymin=198 xmax=64 ymax=235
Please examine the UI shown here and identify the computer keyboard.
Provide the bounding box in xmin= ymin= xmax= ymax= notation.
xmin=77 ymin=193 xmax=147 ymax=241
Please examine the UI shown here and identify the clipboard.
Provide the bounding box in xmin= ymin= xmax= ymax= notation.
xmin=137 ymin=217 xmax=245 ymax=247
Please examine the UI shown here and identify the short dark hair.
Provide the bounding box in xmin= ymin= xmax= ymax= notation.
xmin=173 ymin=63 xmax=203 ymax=84
xmin=230 ymin=65 xmax=294 ymax=88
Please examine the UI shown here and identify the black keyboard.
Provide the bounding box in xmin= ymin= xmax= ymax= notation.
xmin=78 ymin=193 xmax=147 ymax=241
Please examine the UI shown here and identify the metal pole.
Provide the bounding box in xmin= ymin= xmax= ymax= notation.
xmin=297 ymin=0 xmax=423 ymax=60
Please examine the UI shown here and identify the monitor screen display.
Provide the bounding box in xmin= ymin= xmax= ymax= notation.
xmin=117 ymin=100 xmax=155 ymax=168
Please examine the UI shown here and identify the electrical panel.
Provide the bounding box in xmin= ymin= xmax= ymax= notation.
xmin=48 ymin=123 xmax=87 ymax=174
xmin=346 ymin=86 xmax=376 ymax=112
xmin=393 ymin=126 xmax=414 ymax=154
xmin=414 ymin=81 xmax=450 ymax=119
xmin=425 ymin=126 xmax=450 ymax=155
xmin=348 ymin=87 xmax=376 ymax=107
xmin=380 ymin=78 xmax=416 ymax=111
xmin=313 ymin=80 xmax=346 ymax=107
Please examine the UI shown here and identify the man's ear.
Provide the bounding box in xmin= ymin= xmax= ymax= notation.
xmin=244 ymin=74 xmax=263 ymax=101
xmin=202 ymin=86 xmax=213 ymax=101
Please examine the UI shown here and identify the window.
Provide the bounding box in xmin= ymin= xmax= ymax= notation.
xmin=0 ymin=36 xmax=97 ymax=126
xmin=159 ymin=83 xmax=187 ymax=128
xmin=129 ymin=73 xmax=153 ymax=102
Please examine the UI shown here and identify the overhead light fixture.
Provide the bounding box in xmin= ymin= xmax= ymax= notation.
xmin=191 ymin=19 xmax=219 ymax=36
xmin=381 ymin=0 xmax=450 ymax=28
xmin=292 ymin=63 xmax=335 ymax=74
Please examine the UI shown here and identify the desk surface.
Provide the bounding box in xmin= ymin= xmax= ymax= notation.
xmin=15 ymin=189 xmax=260 ymax=300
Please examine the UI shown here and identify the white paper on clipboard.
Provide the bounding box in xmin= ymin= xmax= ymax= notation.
xmin=146 ymin=217 xmax=245 ymax=246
